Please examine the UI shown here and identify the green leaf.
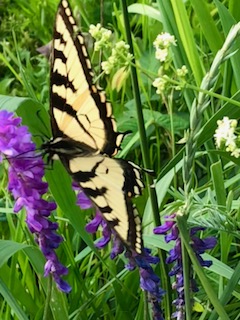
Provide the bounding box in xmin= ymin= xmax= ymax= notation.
xmin=0 ymin=95 xmax=50 ymax=138
xmin=211 ymin=161 xmax=226 ymax=207
xmin=170 ymin=0 xmax=204 ymax=85
xmin=128 ymin=3 xmax=162 ymax=22
xmin=0 ymin=240 xmax=29 ymax=268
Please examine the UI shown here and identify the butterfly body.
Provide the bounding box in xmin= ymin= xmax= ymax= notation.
xmin=42 ymin=0 xmax=144 ymax=254
xmin=42 ymin=136 xmax=99 ymax=161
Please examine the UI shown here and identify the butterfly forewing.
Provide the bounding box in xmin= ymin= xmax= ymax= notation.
xmin=51 ymin=0 xmax=123 ymax=156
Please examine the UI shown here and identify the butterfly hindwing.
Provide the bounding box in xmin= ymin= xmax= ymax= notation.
xmin=51 ymin=0 xmax=123 ymax=156
xmin=60 ymin=155 xmax=143 ymax=254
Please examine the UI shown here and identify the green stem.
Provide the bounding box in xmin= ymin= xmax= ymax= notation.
xmin=178 ymin=24 xmax=240 ymax=320
xmin=143 ymin=291 xmax=150 ymax=320
xmin=120 ymin=0 xmax=171 ymax=318
xmin=168 ymin=90 xmax=177 ymax=190
xmin=120 ymin=0 xmax=159 ymax=227
xmin=181 ymin=237 xmax=192 ymax=320
xmin=43 ymin=275 xmax=52 ymax=320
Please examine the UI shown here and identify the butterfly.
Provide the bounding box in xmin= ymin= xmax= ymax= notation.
xmin=41 ymin=0 xmax=144 ymax=254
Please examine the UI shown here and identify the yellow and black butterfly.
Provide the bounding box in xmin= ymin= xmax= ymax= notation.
xmin=42 ymin=0 xmax=143 ymax=254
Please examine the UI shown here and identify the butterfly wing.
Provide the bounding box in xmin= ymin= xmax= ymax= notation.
xmin=49 ymin=0 xmax=144 ymax=254
xmin=51 ymin=0 xmax=123 ymax=156
xmin=60 ymin=154 xmax=143 ymax=254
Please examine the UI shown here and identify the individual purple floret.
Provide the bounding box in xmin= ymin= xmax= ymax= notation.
xmin=0 ymin=110 xmax=71 ymax=293
xmin=154 ymin=213 xmax=217 ymax=319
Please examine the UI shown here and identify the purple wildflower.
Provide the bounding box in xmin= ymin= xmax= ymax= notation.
xmin=76 ymin=187 xmax=121 ymax=255
xmin=76 ymin=187 xmax=165 ymax=320
xmin=0 ymin=110 xmax=71 ymax=293
xmin=76 ymin=188 xmax=114 ymax=249
xmin=154 ymin=213 xmax=217 ymax=319
xmin=126 ymin=249 xmax=165 ymax=320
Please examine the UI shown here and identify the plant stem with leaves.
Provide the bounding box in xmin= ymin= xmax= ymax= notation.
xmin=180 ymin=23 xmax=240 ymax=320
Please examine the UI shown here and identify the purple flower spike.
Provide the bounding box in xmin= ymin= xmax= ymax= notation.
xmin=0 ymin=110 xmax=71 ymax=293
xmin=140 ymin=268 xmax=160 ymax=293
xmin=126 ymin=249 xmax=165 ymax=320
xmin=75 ymin=186 xmax=164 ymax=320
xmin=154 ymin=213 xmax=217 ymax=319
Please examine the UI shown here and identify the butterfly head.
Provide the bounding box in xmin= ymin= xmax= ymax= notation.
xmin=41 ymin=137 xmax=61 ymax=165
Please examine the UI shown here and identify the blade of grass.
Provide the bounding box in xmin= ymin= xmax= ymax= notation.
xmin=209 ymin=262 xmax=240 ymax=320
xmin=214 ymin=0 xmax=240 ymax=88
xmin=170 ymin=0 xmax=204 ymax=86
xmin=211 ymin=161 xmax=231 ymax=298
xmin=0 ymin=278 xmax=29 ymax=320
xmin=229 ymin=0 xmax=240 ymax=21
xmin=190 ymin=0 xmax=223 ymax=54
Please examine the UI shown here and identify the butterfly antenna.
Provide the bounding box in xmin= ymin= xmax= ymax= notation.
xmin=35 ymin=109 xmax=51 ymax=140
xmin=3 ymin=148 xmax=54 ymax=173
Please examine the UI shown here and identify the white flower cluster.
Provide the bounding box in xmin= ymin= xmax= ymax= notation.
xmin=152 ymin=33 xmax=188 ymax=95
xmin=176 ymin=65 xmax=188 ymax=77
xmin=152 ymin=76 xmax=167 ymax=95
xmin=101 ymin=40 xmax=133 ymax=74
xmin=154 ymin=32 xmax=176 ymax=48
xmin=89 ymin=23 xmax=112 ymax=51
xmin=214 ymin=116 xmax=240 ymax=158
xmin=153 ymin=32 xmax=176 ymax=62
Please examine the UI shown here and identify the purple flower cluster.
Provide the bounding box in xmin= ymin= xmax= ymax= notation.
xmin=154 ymin=213 xmax=217 ymax=319
xmin=0 ymin=110 xmax=71 ymax=293
xmin=76 ymin=188 xmax=164 ymax=320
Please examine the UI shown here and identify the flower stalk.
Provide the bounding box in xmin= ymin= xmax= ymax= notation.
xmin=177 ymin=217 xmax=229 ymax=319
xmin=0 ymin=110 xmax=71 ymax=293
xmin=154 ymin=213 xmax=217 ymax=319
xmin=176 ymin=24 xmax=240 ymax=320
xmin=76 ymin=187 xmax=164 ymax=319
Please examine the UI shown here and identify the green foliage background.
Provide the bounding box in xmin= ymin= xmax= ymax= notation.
xmin=1 ymin=0 xmax=240 ymax=319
